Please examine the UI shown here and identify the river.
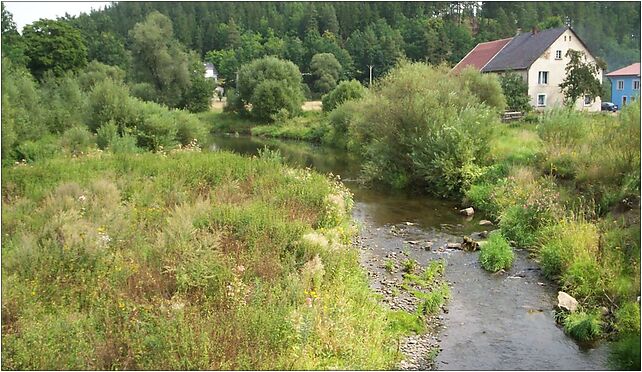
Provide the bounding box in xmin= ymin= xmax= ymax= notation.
xmin=208 ymin=135 xmax=610 ymax=370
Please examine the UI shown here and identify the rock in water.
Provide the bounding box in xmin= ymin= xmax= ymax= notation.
xmin=459 ymin=207 xmax=475 ymax=216
xmin=461 ymin=236 xmax=479 ymax=251
xmin=446 ymin=242 xmax=462 ymax=250
xmin=424 ymin=241 xmax=433 ymax=251
xmin=479 ymin=219 xmax=493 ymax=226
xmin=557 ymin=291 xmax=578 ymax=312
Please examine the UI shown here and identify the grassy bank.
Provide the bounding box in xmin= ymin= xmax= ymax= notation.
xmin=1 ymin=149 xmax=410 ymax=369
xmin=466 ymin=105 xmax=640 ymax=369
xmin=199 ymin=109 xmax=327 ymax=143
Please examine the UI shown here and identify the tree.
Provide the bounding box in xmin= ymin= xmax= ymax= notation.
xmin=205 ymin=49 xmax=238 ymax=87
xmin=181 ymin=52 xmax=215 ymax=113
xmin=236 ymin=56 xmax=304 ymax=121
xmin=559 ymin=49 xmax=606 ymax=106
xmin=22 ymin=19 xmax=88 ymax=80
xmin=499 ymin=71 xmax=531 ymax=112
xmin=129 ymin=11 xmax=191 ymax=108
xmin=322 ymin=79 xmax=366 ymax=112
xmin=310 ymin=53 xmax=342 ymax=94
xmin=1 ymin=4 xmax=28 ymax=66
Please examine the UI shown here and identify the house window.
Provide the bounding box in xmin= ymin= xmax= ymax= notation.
xmin=538 ymin=71 xmax=549 ymax=85
xmin=537 ymin=94 xmax=547 ymax=107
xmin=584 ymin=95 xmax=592 ymax=106
xmin=634 ymin=80 xmax=640 ymax=90
xmin=617 ymin=80 xmax=624 ymax=90
xmin=555 ymin=50 xmax=562 ymax=59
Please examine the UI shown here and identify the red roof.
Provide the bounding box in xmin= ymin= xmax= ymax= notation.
xmin=452 ymin=37 xmax=513 ymax=74
xmin=606 ymin=62 xmax=640 ymax=77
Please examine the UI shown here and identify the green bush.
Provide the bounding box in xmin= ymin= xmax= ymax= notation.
xmin=174 ymin=110 xmax=207 ymax=146
xmin=614 ymin=302 xmax=641 ymax=335
xmin=110 ymin=133 xmax=141 ymax=154
xmin=608 ymin=333 xmax=641 ymax=370
xmin=347 ymin=63 xmax=498 ymax=196
xmin=129 ymin=82 xmax=159 ymax=102
xmin=479 ymin=231 xmax=514 ymax=272
xmin=321 ymin=80 xmax=366 ymax=112
xmin=12 ymin=136 xmax=60 ymax=163
xmin=60 ymin=126 xmax=95 ymax=155
xmin=96 ymin=121 xmax=119 ymax=150
xmin=563 ymin=311 xmax=603 ymax=342
xmin=499 ymin=71 xmax=531 ymax=112
xmin=86 ymin=79 xmax=135 ymax=132
xmin=237 ymin=56 xmax=304 ymax=122
xmin=459 ymin=66 xmax=506 ymax=113
xmin=77 ymin=60 xmax=125 ymax=91
xmin=135 ymin=111 xmax=178 ymax=151
xmin=498 ymin=205 xmax=540 ymax=249
xmin=465 ymin=183 xmax=500 ymax=219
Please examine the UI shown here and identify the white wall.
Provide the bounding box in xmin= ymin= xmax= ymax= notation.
xmin=527 ymin=29 xmax=603 ymax=112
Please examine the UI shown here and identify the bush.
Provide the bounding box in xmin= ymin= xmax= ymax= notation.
xmin=347 ymin=63 xmax=498 ymax=196
xmin=87 ymin=79 xmax=135 ymax=132
xmin=459 ymin=66 xmax=506 ymax=113
xmin=321 ymin=80 xmax=366 ymax=112
xmin=465 ymin=183 xmax=500 ymax=219
xmin=608 ymin=333 xmax=641 ymax=370
xmin=614 ymin=302 xmax=641 ymax=335
xmin=174 ymin=110 xmax=207 ymax=146
xmin=499 ymin=71 xmax=531 ymax=112
xmin=479 ymin=231 xmax=514 ymax=272
xmin=110 ymin=133 xmax=141 ymax=154
xmin=77 ymin=60 xmax=125 ymax=91
xmin=12 ymin=136 xmax=60 ymax=163
xmin=563 ymin=311 xmax=603 ymax=342
xmin=129 ymin=82 xmax=159 ymax=102
xmin=135 ymin=111 xmax=178 ymax=151
xmin=498 ymin=205 xmax=540 ymax=249
xmin=250 ymin=80 xmax=301 ymax=122
xmin=236 ymin=56 xmax=304 ymax=122
xmin=60 ymin=126 xmax=95 ymax=155
xmin=96 ymin=121 xmax=119 ymax=150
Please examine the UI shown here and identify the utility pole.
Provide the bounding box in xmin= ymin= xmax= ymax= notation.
xmin=368 ymin=65 xmax=374 ymax=87
xmin=235 ymin=70 xmax=239 ymax=89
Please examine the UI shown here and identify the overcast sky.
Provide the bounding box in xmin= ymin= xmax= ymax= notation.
xmin=4 ymin=1 xmax=112 ymax=31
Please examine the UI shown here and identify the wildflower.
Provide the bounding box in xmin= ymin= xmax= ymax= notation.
xmin=78 ymin=195 xmax=87 ymax=202
xmin=305 ymin=297 xmax=313 ymax=307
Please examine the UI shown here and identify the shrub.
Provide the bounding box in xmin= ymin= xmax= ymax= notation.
xmin=459 ymin=66 xmax=506 ymax=113
xmin=608 ymin=333 xmax=641 ymax=370
xmin=465 ymin=183 xmax=500 ymax=219
xmin=86 ymin=79 xmax=135 ymax=132
xmin=538 ymin=219 xmax=599 ymax=281
xmin=250 ymin=80 xmax=301 ymax=122
xmin=614 ymin=302 xmax=641 ymax=335
xmin=563 ymin=311 xmax=603 ymax=342
xmin=174 ymin=110 xmax=207 ymax=146
xmin=60 ymin=126 xmax=95 ymax=155
xmin=77 ymin=60 xmax=125 ymax=91
xmin=499 ymin=71 xmax=531 ymax=112
xmin=110 ymin=133 xmax=141 ymax=154
xmin=135 ymin=111 xmax=178 ymax=151
xmin=237 ymin=56 xmax=304 ymax=122
xmin=129 ymin=82 xmax=159 ymax=102
xmin=12 ymin=136 xmax=60 ymax=163
xmin=498 ymin=205 xmax=540 ymax=249
xmin=479 ymin=231 xmax=514 ymax=272
xmin=322 ymin=80 xmax=366 ymax=113
xmin=347 ymin=63 xmax=498 ymax=196
xmin=96 ymin=121 xmax=119 ymax=150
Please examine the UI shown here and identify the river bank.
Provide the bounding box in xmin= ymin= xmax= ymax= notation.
xmin=209 ymin=134 xmax=612 ymax=370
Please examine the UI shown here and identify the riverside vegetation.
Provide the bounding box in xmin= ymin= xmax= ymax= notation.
xmin=215 ymin=62 xmax=640 ymax=369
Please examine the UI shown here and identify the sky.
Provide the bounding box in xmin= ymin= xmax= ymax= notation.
xmin=4 ymin=1 xmax=111 ymax=31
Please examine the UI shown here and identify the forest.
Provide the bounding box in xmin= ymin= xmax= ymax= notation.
xmin=3 ymin=2 xmax=640 ymax=90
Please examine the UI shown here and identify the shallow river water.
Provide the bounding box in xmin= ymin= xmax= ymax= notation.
xmin=208 ymin=135 xmax=610 ymax=370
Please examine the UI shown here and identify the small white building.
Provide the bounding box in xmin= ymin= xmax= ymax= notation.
xmin=453 ymin=27 xmax=602 ymax=111
xmin=204 ymin=62 xmax=218 ymax=83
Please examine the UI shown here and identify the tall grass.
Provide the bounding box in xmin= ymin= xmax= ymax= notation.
xmin=1 ymin=150 xmax=401 ymax=369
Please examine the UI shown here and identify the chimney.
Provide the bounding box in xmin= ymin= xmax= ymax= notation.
xmin=531 ymin=26 xmax=539 ymax=35
xmin=515 ymin=27 xmax=522 ymax=36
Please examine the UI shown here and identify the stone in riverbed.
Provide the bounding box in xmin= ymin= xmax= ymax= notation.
xmin=461 ymin=236 xmax=479 ymax=252
xmin=557 ymin=291 xmax=578 ymax=312
xmin=446 ymin=242 xmax=462 ymax=249
xmin=479 ymin=219 xmax=493 ymax=226
xmin=424 ymin=241 xmax=433 ymax=250
xmin=459 ymin=207 xmax=475 ymax=216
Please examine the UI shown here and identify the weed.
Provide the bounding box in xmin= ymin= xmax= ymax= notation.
xmin=402 ymin=259 xmax=418 ymax=274
xmin=384 ymin=259 xmax=395 ymax=274
xmin=479 ymin=231 xmax=514 ymax=272
xmin=563 ymin=311 xmax=603 ymax=342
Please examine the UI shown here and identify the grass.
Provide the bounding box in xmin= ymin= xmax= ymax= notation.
xmin=1 ymin=149 xmax=403 ymax=370
xmin=478 ymin=231 xmax=514 ymax=272
xmin=250 ymin=111 xmax=326 ymax=142
xmin=563 ymin=311 xmax=603 ymax=342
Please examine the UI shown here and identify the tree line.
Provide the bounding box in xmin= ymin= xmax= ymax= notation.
xmin=3 ymin=2 xmax=639 ymax=94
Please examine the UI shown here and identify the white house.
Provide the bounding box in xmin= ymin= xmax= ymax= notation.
xmin=453 ymin=27 xmax=602 ymax=111
xmin=204 ymin=62 xmax=218 ymax=83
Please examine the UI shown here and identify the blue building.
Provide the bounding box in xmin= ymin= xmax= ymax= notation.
xmin=606 ymin=62 xmax=640 ymax=108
